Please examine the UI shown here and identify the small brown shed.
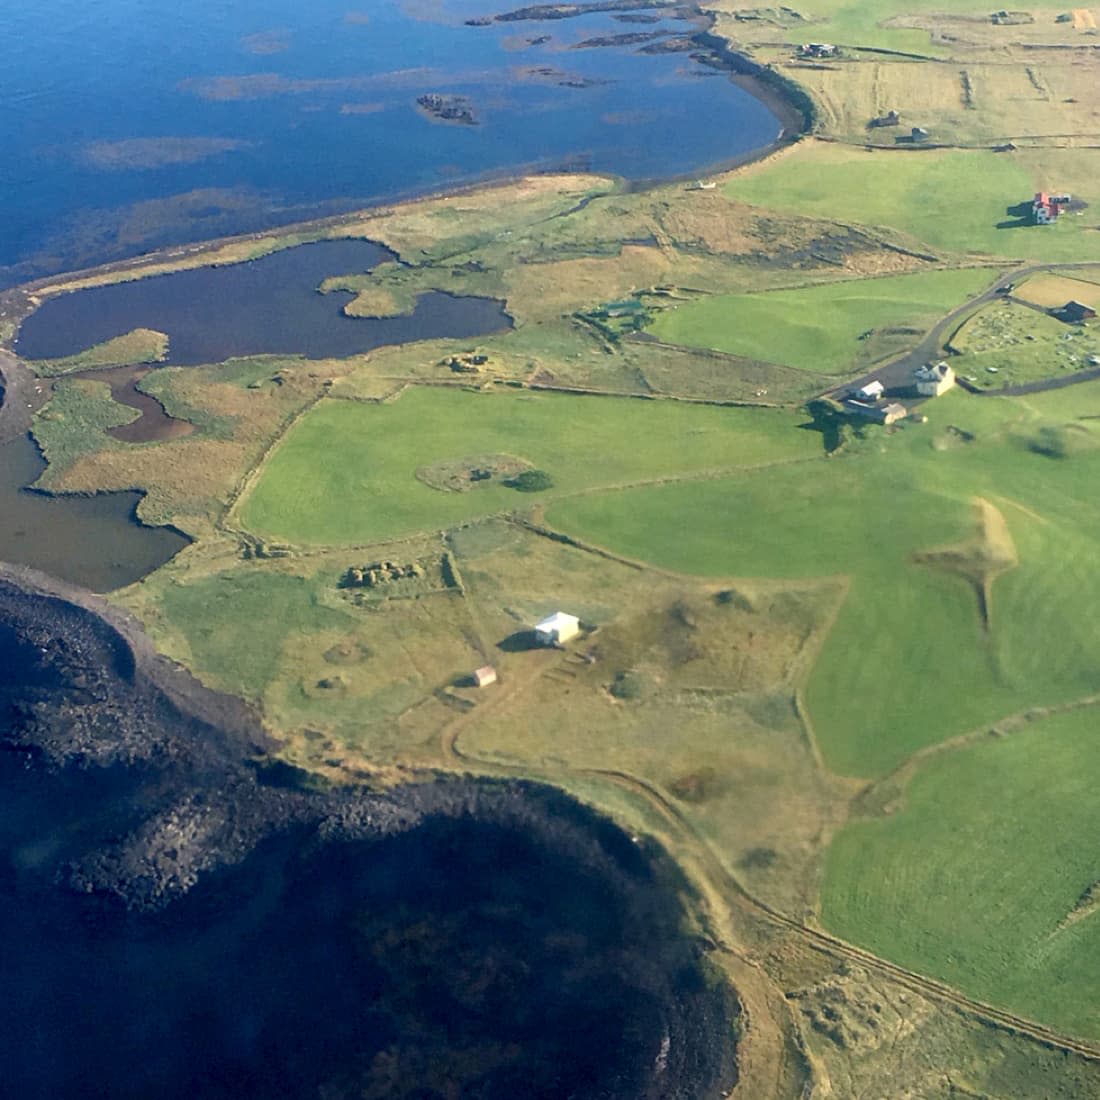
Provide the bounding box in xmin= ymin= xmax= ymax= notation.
xmin=473 ymin=665 xmax=498 ymax=688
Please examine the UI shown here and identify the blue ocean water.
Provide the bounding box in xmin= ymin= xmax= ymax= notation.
xmin=0 ymin=0 xmax=780 ymax=284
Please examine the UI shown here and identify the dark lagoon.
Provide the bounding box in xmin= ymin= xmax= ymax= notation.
xmin=1 ymin=0 xmax=783 ymax=286
xmin=16 ymin=240 xmax=512 ymax=363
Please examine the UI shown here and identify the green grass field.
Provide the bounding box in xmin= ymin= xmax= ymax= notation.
xmin=725 ymin=143 xmax=1096 ymax=261
xmin=721 ymin=0 xmax=1012 ymax=51
xmin=749 ymin=0 xmax=1083 ymax=51
xmin=822 ymin=706 xmax=1100 ymax=1038
xmin=549 ymin=386 xmax=1100 ymax=776
xmin=646 ymin=269 xmax=993 ymax=373
xmin=238 ymin=387 xmax=821 ymax=545
xmin=158 ymin=569 xmax=351 ymax=699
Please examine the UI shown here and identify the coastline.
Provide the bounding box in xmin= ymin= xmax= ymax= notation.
xmin=0 ymin=13 xmax=810 ymax=334
xmin=0 ymin=558 xmax=267 ymax=756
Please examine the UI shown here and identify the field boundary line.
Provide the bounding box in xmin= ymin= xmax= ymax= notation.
xmin=568 ymin=764 xmax=1100 ymax=1063
xmin=793 ymin=689 xmax=827 ymax=775
xmin=218 ymin=385 xmax=331 ymax=535
xmin=852 ymin=692 xmax=1100 ymax=821
xmin=540 ymin=454 xmax=826 ymax=506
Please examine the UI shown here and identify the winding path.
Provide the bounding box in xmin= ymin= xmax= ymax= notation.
xmin=444 ymin=694 xmax=1100 ymax=1066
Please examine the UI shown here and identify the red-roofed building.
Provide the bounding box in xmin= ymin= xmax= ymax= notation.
xmin=1033 ymin=191 xmax=1064 ymax=224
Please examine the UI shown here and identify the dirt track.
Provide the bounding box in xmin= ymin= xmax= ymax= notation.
xmin=583 ymin=763 xmax=1100 ymax=1065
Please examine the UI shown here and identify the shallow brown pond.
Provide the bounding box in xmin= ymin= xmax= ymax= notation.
xmin=76 ymin=365 xmax=194 ymax=444
xmin=0 ymin=432 xmax=189 ymax=590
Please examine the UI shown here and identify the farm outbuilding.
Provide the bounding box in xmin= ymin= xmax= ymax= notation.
xmin=1057 ymin=300 xmax=1096 ymax=324
xmin=856 ymin=379 xmax=885 ymax=401
xmin=1032 ymin=192 xmax=1070 ymax=225
xmin=534 ymin=612 xmax=581 ymax=647
xmin=472 ymin=665 xmax=497 ymax=688
xmin=799 ymin=42 xmax=838 ymax=58
xmin=843 ymin=398 xmax=908 ymax=425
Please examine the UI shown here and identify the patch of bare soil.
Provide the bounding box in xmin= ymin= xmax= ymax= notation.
xmin=1053 ymin=880 xmax=1100 ymax=936
xmin=931 ymin=423 xmax=975 ymax=451
xmin=582 ymin=583 xmax=831 ymax=700
xmin=914 ymin=498 xmax=1018 ymax=630
xmin=792 ymin=962 xmax=935 ymax=1058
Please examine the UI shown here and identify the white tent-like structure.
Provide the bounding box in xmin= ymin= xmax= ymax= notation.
xmin=534 ymin=612 xmax=581 ymax=647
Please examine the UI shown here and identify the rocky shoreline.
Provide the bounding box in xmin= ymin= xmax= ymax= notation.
xmin=0 ymin=351 xmax=37 ymax=444
xmin=0 ymin=564 xmax=740 ymax=1095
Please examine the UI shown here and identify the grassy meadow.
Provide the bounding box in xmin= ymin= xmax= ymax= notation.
xmin=725 ymin=143 xmax=1098 ymax=261
xmin=711 ymin=0 xmax=1075 ymax=52
xmin=237 ymin=388 xmax=821 ymax=545
xmin=157 ymin=569 xmax=353 ymax=700
xmin=822 ymin=705 xmax=1100 ymax=1038
xmin=150 ymin=554 xmax=491 ymax=762
xmin=549 ymin=385 xmax=1100 ymax=777
xmin=647 ymin=268 xmax=993 ymax=373
xmin=31 ymin=378 xmax=136 ymax=481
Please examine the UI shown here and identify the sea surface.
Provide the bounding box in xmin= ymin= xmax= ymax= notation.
xmin=0 ymin=0 xmax=781 ymax=286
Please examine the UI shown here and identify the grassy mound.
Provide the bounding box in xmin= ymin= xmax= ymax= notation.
xmin=30 ymin=328 xmax=169 ymax=376
xmin=549 ymin=385 xmax=1100 ymax=776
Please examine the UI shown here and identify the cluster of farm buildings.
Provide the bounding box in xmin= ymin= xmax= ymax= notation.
xmin=842 ymin=361 xmax=956 ymax=425
xmin=456 ymin=181 xmax=1090 ymax=694
xmin=1033 ymin=191 xmax=1073 ymax=225
xmin=469 ymin=611 xmax=582 ymax=691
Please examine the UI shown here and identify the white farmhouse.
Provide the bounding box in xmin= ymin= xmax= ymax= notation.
xmin=534 ymin=612 xmax=581 ymax=647
xmin=914 ymin=361 xmax=956 ymax=397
